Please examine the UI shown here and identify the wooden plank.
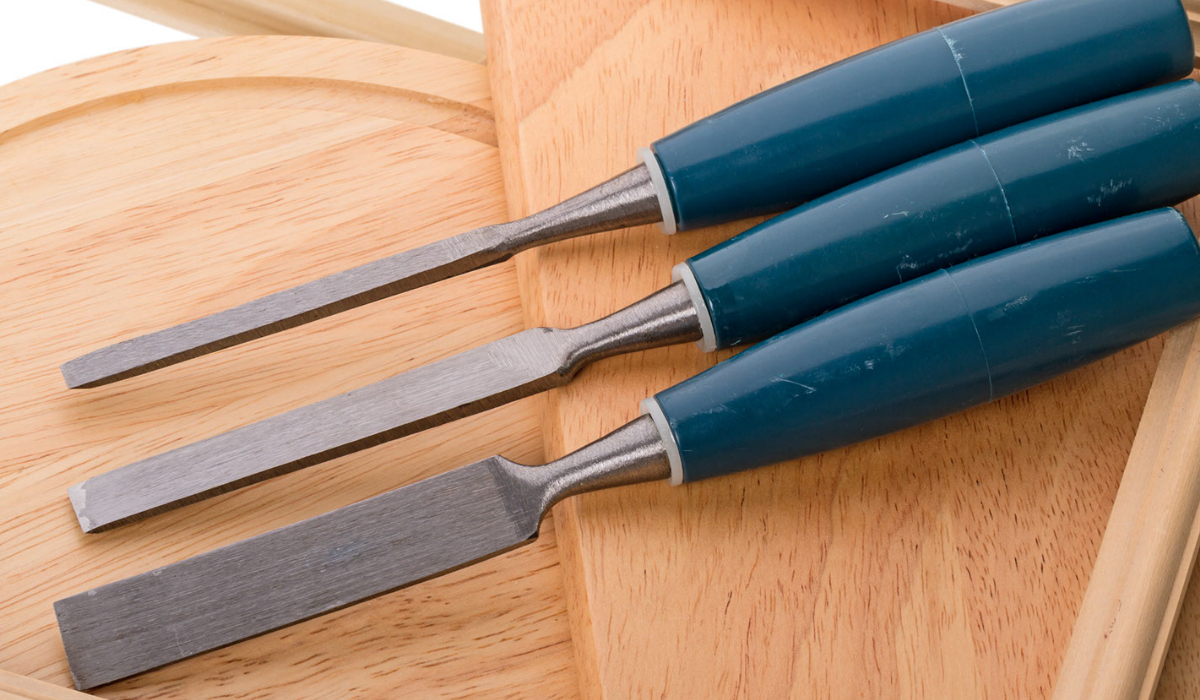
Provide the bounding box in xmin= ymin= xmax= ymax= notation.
xmin=90 ymin=0 xmax=486 ymax=64
xmin=936 ymin=0 xmax=1200 ymax=67
xmin=0 ymin=670 xmax=98 ymax=700
xmin=1051 ymin=321 xmax=1200 ymax=700
xmin=482 ymin=0 xmax=1197 ymax=696
xmin=0 ymin=36 xmax=577 ymax=699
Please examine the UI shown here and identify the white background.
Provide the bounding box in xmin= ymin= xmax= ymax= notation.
xmin=0 ymin=0 xmax=483 ymax=87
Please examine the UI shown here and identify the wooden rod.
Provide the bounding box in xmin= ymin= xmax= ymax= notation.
xmin=1050 ymin=320 xmax=1200 ymax=700
xmin=0 ymin=669 xmax=98 ymax=700
xmin=89 ymin=0 xmax=486 ymax=64
xmin=936 ymin=0 xmax=1200 ymax=67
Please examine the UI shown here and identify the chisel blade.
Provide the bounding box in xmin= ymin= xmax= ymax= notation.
xmin=69 ymin=328 xmax=575 ymax=532
xmin=55 ymin=457 xmax=543 ymax=690
xmin=60 ymin=227 xmax=507 ymax=389
xmin=60 ymin=165 xmax=662 ymax=389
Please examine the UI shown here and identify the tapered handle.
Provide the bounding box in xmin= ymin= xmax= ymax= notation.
xmin=686 ymin=79 xmax=1200 ymax=350
xmin=647 ymin=210 xmax=1200 ymax=483
xmin=648 ymin=0 xmax=1193 ymax=231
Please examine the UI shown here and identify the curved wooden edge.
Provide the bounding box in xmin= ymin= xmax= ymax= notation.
xmin=0 ymin=30 xmax=586 ymax=700
xmin=89 ymin=0 xmax=486 ymax=65
xmin=0 ymin=670 xmax=97 ymax=700
xmin=0 ymin=36 xmax=492 ymax=135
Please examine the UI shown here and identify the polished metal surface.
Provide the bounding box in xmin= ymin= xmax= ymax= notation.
xmin=61 ymin=165 xmax=664 ymax=389
xmin=70 ymin=282 xmax=700 ymax=532
xmin=56 ymin=416 xmax=669 ymax=690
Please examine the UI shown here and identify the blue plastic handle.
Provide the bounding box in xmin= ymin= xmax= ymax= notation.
xmin=684 ymin=80 xmax=1200 ymax=349
xmin=649 ymin=0 xmax=1193 ymax=231
xmin=651 ymin=209 xmax=1200 ymax=482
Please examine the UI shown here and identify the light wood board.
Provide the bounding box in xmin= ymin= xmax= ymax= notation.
xmin=0 ymin=670 xmax=98 ymax=700
xmin=0 ymin=36 xmax=577 ymax=699
xmin=1050 ymin=319 xmax=1200 ymax=700
xmin=91 ymin=0 xmax=486 ymax=64
xmin=481 ymin=0 xmax=1200 ymax=697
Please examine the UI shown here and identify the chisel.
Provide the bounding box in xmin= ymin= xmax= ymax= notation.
xmin=68 ymin=80 xmax=1200 ymax=533
xmin=59 ymin=0 xmax=1193 ymax=390
xmin=55 ymin=208 xmax=1200 ymax=690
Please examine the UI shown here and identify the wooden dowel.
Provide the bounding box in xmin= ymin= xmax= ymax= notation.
xmin=0 ymin=670 xmax=98 ymax=700
xmin=1050 ymin=321 xmax=1200 ymax=700
xmin=89 ymin=0 xmax=486 ymax=64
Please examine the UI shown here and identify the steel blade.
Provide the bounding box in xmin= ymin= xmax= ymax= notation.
xmin=61 ymin=228 xmax=506 ymax=389
xmin=60 ymin=164 xmax=664 ymax=389
xmin=69 ymin=328 xmax=575 ymax=532
xmin=55 ymin=457 xmax=543 ymax=690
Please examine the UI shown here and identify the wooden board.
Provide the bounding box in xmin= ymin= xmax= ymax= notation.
xmin=481 ymin=0 xmax=1200 ymax=697
xmin=91 ymin=0 xmax=487 ymax=64
xmin=0 ymin=36 xmax=579 ymax=699
xmin=0 ymin=670 xmax=98 ymax=700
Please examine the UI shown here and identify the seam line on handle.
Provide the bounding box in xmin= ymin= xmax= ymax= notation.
xmin=973 ymin=141 xmax=1019 ymax=247
xmin=945 ymin=270 xmax=995 ymax=402
xmin=938 ymin=28 xmax=981 ymax=137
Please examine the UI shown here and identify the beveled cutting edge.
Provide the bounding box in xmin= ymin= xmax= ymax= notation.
xmin=69 ymin=281 xmax=701 ymax=532
xmin=56 ymin=415 xmax=672 ymax=690
xmin=61 ymin=165 xmax=663 ymax=389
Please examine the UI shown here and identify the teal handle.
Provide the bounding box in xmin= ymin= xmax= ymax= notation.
xmin=688 ymin=80 xmax=1200 ymax=349
xmin=652 ymin=209 xmax=1200 ymax=482
xmin=650 ymin=0 xmax=1193 ymax=231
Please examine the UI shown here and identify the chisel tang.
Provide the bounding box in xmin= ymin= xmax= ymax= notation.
xmin=645 ymin=209 xmax=1200 ymax=483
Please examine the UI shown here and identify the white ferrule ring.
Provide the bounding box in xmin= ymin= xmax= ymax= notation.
xmin=637 ymin=147 xmax=678 ymax=235
xmin=673 ymin=262 xmax=718 ymax=353
xmin=640 ymin=397 xmax=684 ymax=485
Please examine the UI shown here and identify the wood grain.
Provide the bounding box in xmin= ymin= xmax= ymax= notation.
xmin=0 ymin=670 xmax=98 ymax=700
xmin=482 ymin=0 xmax=1199 ymax=697
xmin=1051 ymin=321 xmax=1200 ymax=700
xmin=0 ymin=36 xmax=577 ymax=699
xmin=91 ymin=0 xmax=487 ymax=64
